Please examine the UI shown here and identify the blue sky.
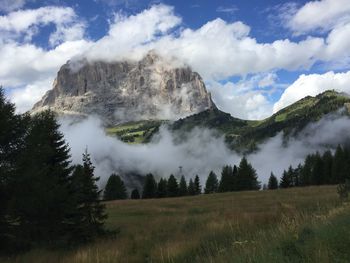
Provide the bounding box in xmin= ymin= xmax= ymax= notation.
xmin=1 ymin=0 xmax=350 ymax=119
xmin=17 ymin=0 xmax=313 ymax=44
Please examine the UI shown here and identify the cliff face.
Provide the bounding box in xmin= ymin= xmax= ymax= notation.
xmin=32 ymin=52 xmax=215 ymax=125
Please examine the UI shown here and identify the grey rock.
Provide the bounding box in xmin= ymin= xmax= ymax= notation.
xmin=32 ymin=52 xmax=216 ymax=125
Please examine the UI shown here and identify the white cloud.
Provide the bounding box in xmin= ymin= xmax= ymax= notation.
xmin=0 ymin=40 xmax=92 ymax=87
xmin=258 ymin=73 xmax=277 ymax=88
xmin=151 ymin=19 xmax=325 ymax=80
xmin=286 ymin=0 xmax=350 ymax=35
xmin=84 ymin=5 xmax=350 ymax=81
xmin=0 ymin=40 xmax=92 ymax=112
xmin=273 ymin=71 xmax=350 ymax=112
xmin=216 ymin=5 xmax=238 ymax=14
xmin=8 ymin=78 xmax=53 ymax=113
xmin=0 ymin=0 xmax=26 ymax=12
xmin=208 ymin=77 xmax=273 ymax=120
xmin=0 ymin=6 xmax=86 ymax=45
xmin=323 ymin=22 xmax=350 ymax=60
xmin=85 ymin=4 xmax=181 ymax=62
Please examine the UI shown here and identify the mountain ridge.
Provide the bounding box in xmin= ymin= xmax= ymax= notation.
xmin=108 ymin=90 xmax=350 ymax=149
xmin=32 ymin=52 xmax=215 ymax=125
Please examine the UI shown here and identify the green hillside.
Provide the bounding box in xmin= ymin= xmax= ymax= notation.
xmin=172 ymin=90 xmax=350 ymax=151
xmin=107 ymin=90 xmax=350 ymax=150
xmin=106 ymin=120 xmax=166 ymax=143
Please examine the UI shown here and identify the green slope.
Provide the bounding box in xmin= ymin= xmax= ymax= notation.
xmin=107 ymin=90 xmax=350 ymax=149
xmin=172 ymin=90 xmax=350 ymax=150
xmin=106 ymin=120 xmax=166 ymax=143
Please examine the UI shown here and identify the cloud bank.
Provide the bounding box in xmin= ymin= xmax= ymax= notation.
xmin=60 ymin=112 xmax=350 ymax=189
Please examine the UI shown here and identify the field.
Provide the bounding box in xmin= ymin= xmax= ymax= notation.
xmin=2 ymin=186 xmax=350 ymax=262
xmin=106 ymin=120 xmax=164 ymax=144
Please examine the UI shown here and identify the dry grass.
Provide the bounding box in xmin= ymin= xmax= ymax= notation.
xmin=3 ymin=185 xmax=350 ymax=263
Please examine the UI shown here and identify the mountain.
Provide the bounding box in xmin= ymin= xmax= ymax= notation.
xmin=32 ymin=51 xmax=215 ymax=125
xmin=108 ymin=90 xmax=350 ymax=149
xmin=172 ymin=90 xmax=350 ymax=150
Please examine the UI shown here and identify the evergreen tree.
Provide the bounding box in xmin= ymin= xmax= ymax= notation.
xmin=0 ymin=87 xmax=28 ymax=250
xmin=167 ymin=174 xmax=179 ymax=197
xmin=232 ymin=165 xmax=238 ymax=191
xmin=188 ymin=178 xmax=196 ymax=195
xmin=301 ymin=155 xmax=313 ymax=186
xmin=286 ymin=166 xmax=296 ymax=186
xmin=178 ymin=176 xmax=188 ymax=196
xmin=104 ymin=174 xmax=127 ymax=200
xmin=131 ymin=188 xmax=140 ymax=199
xmin=322 ymin=150 xmax=333 ymax=184
xmin=293 ymin=164 xmax=302 ymax=187
xmin=332 ymin=145 xmax=346 ymax=183
xmin=280 ymin=170 xmax=292 ymax=188
xmin=204 ymin=171 xmax=219 ymax=194
xmin=311 ymin=153 xmax=323 ymax=185
xmin=218 ymin=165 xmax=234 ymax=192
xmin=142 ymin=174 xmax=157 ymax=199
xmin=237 ymin=157 xmax=261 ymax=191
xmin=194 ymin=175 xmax=201 ymax=195
xmin=12 ymin=110 xmax=74 ymax=245
xmin=156 ymin=178 xmax=167 ymax=198
xmin=267 ymin=172 xmax=278 ymax=190
xmin=69 ymin=151 xmax=107 ymax=242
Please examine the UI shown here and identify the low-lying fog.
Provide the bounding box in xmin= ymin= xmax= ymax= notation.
xmin=60 ymin=112 xmax=350 ymax=188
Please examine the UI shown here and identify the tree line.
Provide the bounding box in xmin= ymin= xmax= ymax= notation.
xmin=103 ymin=144 xmax=350 ymax=201
xmin=103 ymin=156 xmax=261 ymax=200
xmin=0 ymin=88 xmax=106 ymax=254
xmin=266 ymin=146 xmax=350 ymax=190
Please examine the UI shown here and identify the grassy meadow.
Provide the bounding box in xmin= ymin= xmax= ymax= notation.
xmin=2 ymin=185 xmax=350 ymax=263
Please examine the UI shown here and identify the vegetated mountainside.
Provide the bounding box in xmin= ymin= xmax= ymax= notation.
xmin=109 ymin=90 xmax=350 ymax=150
xmin=174 ymin=90 xmax=350 ymax=150
xmin=32 ymin=51 xmax=215 ymax=125
xmin=106 ymin=120 xmax=166 ymax=144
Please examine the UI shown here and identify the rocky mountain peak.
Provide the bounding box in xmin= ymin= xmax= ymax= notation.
xmin=32 ymin=52 xmax=216 ymax=125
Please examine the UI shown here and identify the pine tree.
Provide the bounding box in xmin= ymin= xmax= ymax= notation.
xmin=12 ymin=111 xmax=74 ymax=245
xmin=142 ymin=173 xmax=157 ymax=199
xmin=156 ymin=178 xmax=167 ymax=198
xmin=104 ymin=174 xmax=127 ymax=200
xmin=69 ymin=151 xmax=107 ymax=242
xmin=332 ymin=145 xmax=346 ymax=183
xmin=0 ymin=87 xmax=28 ymax=250
xmin=311 ymin=153 xmax=323 ymax=185
xmin=167 ymin=174 xmax=179 ymax=197
xmin=194 ymin=175 xmax=201 ymax=195
xmin=218 ymin=165 xmax=234 ymax=192
xmin=268 ymin=172 xmax=278 ymax=190
xmin=280 ymin=170 xmax=292 ymax=188
xmin=301 ymin=155 xmax=313 ymax=186
xmin=322 ymin=150 xmax=333 ymax=184
xmin=204 ymin=171 xmax=219 ymax=194
xmin=286 ymin=166 xmax=297 ymax=187
xmin=294 ymin=164 xmax=302 ymax=187
xmin=237 ymin=157 xmax=261 ymax=191
xmin=188 ymin=178 xmax=196 ymax=195
xmin=131 ymin=188 xmax=140 ymax=199
xmin=178 ymin=176 xmax=188 ymax=196
xmin=232 ymin=165 xmax=238 ymax=191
